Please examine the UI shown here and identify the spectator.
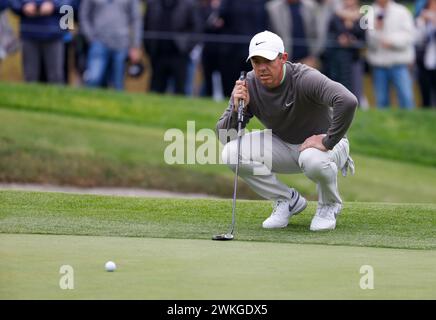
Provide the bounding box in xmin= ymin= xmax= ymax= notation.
xmin=199 ymin=0 xmax=224 ymax=99
xmin=415 ymin=0 xmax=436 ymax=107
xmin=313 ymin=0 xmax=340 ymax=76
xmin=71 ymin=0 xmax=89 ymax=85
xmin=218 ymin=0 xmax=268 ymax=97
xmin=79 ymin=0 xmax=143 ymax=90
xmin=326 ymin=0 xmax=366 ymax=106
xmin=185 ymin=42 xmax=203 ymax=96
xmin=143 ymin=0 xmax=202 ymax=95
xmin=61 ymin=0 xmax=79 ymax=84
xmin=366 ymin=0 xmax=415 ymax=109
xmin=10 ymin=0 xmax=73 ymax=84
xmin=1 ymin=1 xmax=20 ymax=62
xmin=266 ymin=0 xmax=322 ymax=68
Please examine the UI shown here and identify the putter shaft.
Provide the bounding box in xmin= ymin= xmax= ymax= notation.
xmin=213 ymin=71 xmax=246 ymax=241
xmin=229 ymin=110 xmax=243 ymax=235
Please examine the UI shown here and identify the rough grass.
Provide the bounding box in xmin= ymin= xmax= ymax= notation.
xmin=1 ymin=107 xmax=436 ymax=202
xmin=1 ymin=81 xmax=436 ymax=167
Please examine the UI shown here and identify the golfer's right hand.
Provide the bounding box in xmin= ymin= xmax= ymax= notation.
xmin=232 ymin=79 xmax=249 ymax=112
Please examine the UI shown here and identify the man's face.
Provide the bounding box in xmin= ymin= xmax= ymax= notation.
xmin=250 ymin=53 xmax=287 ymax=89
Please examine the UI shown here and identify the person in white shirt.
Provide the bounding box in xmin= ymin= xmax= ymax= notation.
xmin=366 ymin=0 xmax=415 ymax=109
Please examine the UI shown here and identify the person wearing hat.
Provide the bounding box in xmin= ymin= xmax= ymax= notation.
xmin=216 ymin=31 xmax=357 ymax=231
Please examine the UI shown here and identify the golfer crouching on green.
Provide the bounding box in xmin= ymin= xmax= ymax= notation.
xmin=217 ymin=31 xmax=357 ymax=231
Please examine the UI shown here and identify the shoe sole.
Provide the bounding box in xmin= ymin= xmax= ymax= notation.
xmin=310 ymin=224 xmax=336 ymax=231
xmin=310 ymin=228 xmax=335 ymax=231
xmin=262 ymin=223 xmax=288 ymax=229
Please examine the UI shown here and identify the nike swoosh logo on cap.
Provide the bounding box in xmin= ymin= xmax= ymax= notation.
xmin=255 ymin=41 xmax=266 ymax=46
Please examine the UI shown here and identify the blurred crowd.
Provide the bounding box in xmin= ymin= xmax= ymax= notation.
xmin=0 ymin=0 xmax=435 ymax=108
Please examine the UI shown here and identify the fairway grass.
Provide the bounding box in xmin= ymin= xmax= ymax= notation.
xmin=1 ymin=233 xmax=435 ymax=299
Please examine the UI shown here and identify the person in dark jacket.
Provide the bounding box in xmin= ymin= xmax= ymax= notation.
xmin=10 ymin=0 xmax=75 ymax=83
xmin=218 ymin=0 xmax=268 ymax=97
xmin=326 ymin=0 xmax=366 ymax=105
xmin=198 ymin=0 xmax=224 ymax=98
xmin=415 ymin=0 xmax=436 ymax=107
xmin=144 ymin=0 xmax=202 ymax=94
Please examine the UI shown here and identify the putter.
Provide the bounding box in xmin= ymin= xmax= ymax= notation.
xmin=213 ymin=71 xmax=247 ymax=241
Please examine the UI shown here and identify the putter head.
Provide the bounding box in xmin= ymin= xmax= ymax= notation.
xmin=212 ymin=233 xmax=234 ymax=241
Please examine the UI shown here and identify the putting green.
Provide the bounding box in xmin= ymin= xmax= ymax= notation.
xmin=1 ymin=233 xmax=435 ymax=299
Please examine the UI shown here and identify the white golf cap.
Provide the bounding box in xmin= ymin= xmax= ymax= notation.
xmin=246 ymin=31 xmax=285 ymax=62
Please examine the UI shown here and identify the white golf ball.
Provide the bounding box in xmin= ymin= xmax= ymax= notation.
xmin=105 ymin=261 xmax=116 ymax=272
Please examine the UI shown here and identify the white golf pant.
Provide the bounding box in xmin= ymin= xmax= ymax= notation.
xmin=221 ymin=130 xmax=350 ymax=205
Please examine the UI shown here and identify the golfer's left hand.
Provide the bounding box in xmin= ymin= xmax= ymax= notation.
xmin=299 ymin=134 xmax=328 ymax=152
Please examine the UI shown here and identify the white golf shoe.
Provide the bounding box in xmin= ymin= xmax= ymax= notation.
xmin=309 ymin=203 xmax=342 ymax=231
xmin=262 ymin=190 xmax=307 ymax=229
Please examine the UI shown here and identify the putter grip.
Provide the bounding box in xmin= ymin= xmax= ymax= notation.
xmin=237 ymin=71 xmax=247 ymax=123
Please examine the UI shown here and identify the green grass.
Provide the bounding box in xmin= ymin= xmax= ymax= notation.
xmin=0 ymin=82 xmax=222 ymax=132
xmin=1 ymin=107 xmax=436 ymax=202
xmin=0 ymin=107 xmax=256 ymax=198
xmin=1 ymin=190 xmax=435 ymax=299
xmin=1 ymin=82 xmax=436 ymax=203
xmin=2 ymin=22 xmax=434 ymax=300
xmin=1 ymin=81 xmax=436 ymax=167
xmin=2 ymin=233 xmax=436 ymax=299
xmin=1 ymin=191 xmax=435 ymax=249
xmin=348 ymin=110 xmax=436 ymax=167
